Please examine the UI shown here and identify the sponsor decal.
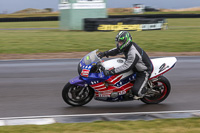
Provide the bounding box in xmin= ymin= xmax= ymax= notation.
xmin=159 ymin=63 xmax=169 ymax=73
xmin=86 ymin=55 xmax=90 ymax=60
xmin=72 ymin=3 xmax=106 ymax=9
xmin=98 ymin=94 xmax=110 ymax=97
xmin=97 ymin=22 xmax=164 ymax=31
xmin=141 ymin=23 xmax=163 ymax=30
xmin=118 ymin=90 xmax=126 ymax=95
xmin=117 ymin=59 xmax=124 ymax=63
xmin=58 ymin=4 xmax=71 ymax=10
xmin=59 ymin=0 xmax=105 ymax=10
xmin=108 ymin=67 xmax=114 ymax=71
xmin=61 ymin=0 xmax=69 ymax=3
xmin=98 ymin=90 xmax=113 ymax=97
xmin=98 ymin=22 xmax=141 ymax=31
xmin=77 ymin=0 xmax=103 ymax=2
xmin=96 ymin=88 xmax=127 ymax=97
xmin=81 ymin=69 xmax=90 ymax=77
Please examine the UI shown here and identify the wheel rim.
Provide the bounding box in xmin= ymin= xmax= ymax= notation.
xmin=67 ymin=85 xmax=90 ymax=103
xmin=144 ymin=81 xmax=167 ymax=102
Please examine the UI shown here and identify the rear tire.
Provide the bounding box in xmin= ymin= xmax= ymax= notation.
xmin=141 ymin=76 xmax=171 ymax=104
xmin=62 ymin=82 xmax=94 ymax=106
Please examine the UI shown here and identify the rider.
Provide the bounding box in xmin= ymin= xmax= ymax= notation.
xmin=98 ymin=31 xmax=153 ymax=99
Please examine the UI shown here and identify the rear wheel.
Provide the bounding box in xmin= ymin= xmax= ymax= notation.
xmin=141 ymin=76 xmax=171 ymax=104
xmin=62 ymin=82 xmax=94 ymax=106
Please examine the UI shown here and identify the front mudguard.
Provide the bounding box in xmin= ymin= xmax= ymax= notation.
xmin=69 ymin=76 xmax=86 ymax=87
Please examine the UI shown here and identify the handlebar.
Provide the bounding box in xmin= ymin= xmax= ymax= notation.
xmin=96 ymin=61 xmax=106 ymax=75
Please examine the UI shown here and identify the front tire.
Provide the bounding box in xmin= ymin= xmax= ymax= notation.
xmin=62 ymin=82 xmax=94 ymax=106
xmin=141 ymin=76 xmax=171 ymax=104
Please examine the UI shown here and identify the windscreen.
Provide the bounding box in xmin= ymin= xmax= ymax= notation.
xmin=83 ymin=50 xmax=100 ymax=65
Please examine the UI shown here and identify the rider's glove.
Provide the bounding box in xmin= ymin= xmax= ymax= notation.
xmin=104 ymin=68 xmax=115 ymax=76
xmin=97 ymin=52 xmax=105 ymax=58
xmin=97 ymin=51 xmax=109 ymax=59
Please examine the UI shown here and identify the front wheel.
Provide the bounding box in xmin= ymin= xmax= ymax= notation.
xmin=62 ymin=82 xmax=94 ymax=106
xmin=141 ymin=76 xmax=171 ymax=104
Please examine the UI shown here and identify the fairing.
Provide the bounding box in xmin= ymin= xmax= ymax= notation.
xmin=150 ymin=57 xmax=177 ymax=79
xmin=102 ymin=57 xmax=177 ymax=79
xmin=69 ymin=76 xmax=86 ymax=87
xmin=69 ymin=49 xmax=177 ymax=102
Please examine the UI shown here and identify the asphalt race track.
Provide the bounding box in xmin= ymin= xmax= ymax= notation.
xmin=0 ymin=57 xmax=200 ymax=118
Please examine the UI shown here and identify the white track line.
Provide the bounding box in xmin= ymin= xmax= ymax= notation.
xmin=1 ymin=110 xmax=200 ymax=120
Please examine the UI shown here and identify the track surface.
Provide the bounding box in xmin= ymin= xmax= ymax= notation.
xmin=0 ymin=57 xmax=199 ymax=118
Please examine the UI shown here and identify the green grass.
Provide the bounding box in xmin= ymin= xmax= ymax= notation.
xmin=109 ymin=11 xmax=200 ymax=15
xmin=1 ymin=10 xmax=199 ymax=18
xmin=0 ymin=21 xmax=58 ymax=29
xmin=144 ymin=11 xmax=200 ymax=14
xmin=0 ymin=18 xmax=200 ymax=54
xmin=109 ymin=10 xmax=200 ymax=15
xmin=1 ymin=118 xmax=200 ymax=133
xmin=0 ymin=13 xmax=59 ymax=18
xmin=167 ymin=18 xmax=200 ymax=27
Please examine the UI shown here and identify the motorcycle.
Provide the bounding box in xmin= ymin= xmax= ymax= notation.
xmin=62 ymin=49 xmax=177 ymax=106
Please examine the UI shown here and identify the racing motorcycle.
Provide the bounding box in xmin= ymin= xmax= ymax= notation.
xmin=62 ymin=50 xmax=177 ymax=106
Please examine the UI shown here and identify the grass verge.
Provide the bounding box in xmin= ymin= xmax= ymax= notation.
xmin=0 ymin=21 xmax=58 ymax=29
xmin=1 ymin=10 xmax=199 ymax=18
xmin=0 ymin=18 xmax=200 ymax=54
xmin=1 ymin=118 xmax=200 ymax=133
xmin=0 ymin=12 xmax=59 ymax=18
xmin=109 ymin=11 xmax=200 ymax=15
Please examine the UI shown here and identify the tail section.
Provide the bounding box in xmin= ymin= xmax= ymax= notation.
xmin=150 ymin=57 xmax=177 ymax=79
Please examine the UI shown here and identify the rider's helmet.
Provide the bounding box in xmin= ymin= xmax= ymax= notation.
xmin=115 ymin=31 xmax=132 ymax=52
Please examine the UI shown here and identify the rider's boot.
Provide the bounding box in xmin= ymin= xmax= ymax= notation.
xmin=128 ymin=90 xmax=142 ymax=100
xmin=133 ymin=95 xmax=141 ymax=100
xmin=132 ymin=87 xmax=148 ymax=100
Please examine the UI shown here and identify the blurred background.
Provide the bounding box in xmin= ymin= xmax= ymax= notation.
xmin=1 ymin=0 xmax=200 ymax=14
xmin=0 ymin=0 xmax=200 ymax=59
xmin=0 ymin=0 xmax=200 ymax=131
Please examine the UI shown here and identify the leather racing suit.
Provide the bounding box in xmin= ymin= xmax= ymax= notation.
xmin=104 ymin=42 xmax=153 ymax=97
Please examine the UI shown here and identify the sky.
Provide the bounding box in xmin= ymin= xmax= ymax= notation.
xmin=0 ymin=0 xmax=200 ymax=14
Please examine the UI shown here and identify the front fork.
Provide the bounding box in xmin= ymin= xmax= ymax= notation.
xmin=69 ymin=76 xmax=91 ymax=99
